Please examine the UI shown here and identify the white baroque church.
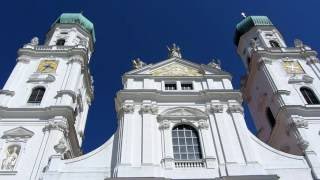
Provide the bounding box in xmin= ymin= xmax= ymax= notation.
xmin=0 ymin=13 xmax=320 ymax=180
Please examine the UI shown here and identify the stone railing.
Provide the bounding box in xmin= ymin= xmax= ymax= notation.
xmin=174 ymin=160 xmax=205 ymax=168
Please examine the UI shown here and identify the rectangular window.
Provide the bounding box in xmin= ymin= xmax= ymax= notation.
xmin=181 ymin=83 xmax=193 ymax=90
xmin=165 ymin=83 xmax=177 ymax=90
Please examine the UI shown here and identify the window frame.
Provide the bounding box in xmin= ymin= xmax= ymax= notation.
xmin=27 ymin=86 xmax=46 ymax=105
xmin=181 ymin=82 xmax=194 ymax=90
xmin=164 ymin=82 xmax=177 ymax=91
xmin=300 ymin=87 xmax=320 ymax=105
xmin=56 ymin=38 xmax=66 ymax=46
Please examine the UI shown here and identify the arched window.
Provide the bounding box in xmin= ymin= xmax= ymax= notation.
xmin=300 ymin=87 xmax=320 ymax=104
xmin=28 ymin=87 xmax=45 ymax=104
xmin=172 ymin=124 xmax=202 ymax=161
xmin=56 ymin=39 xmax=65 ymax=46
xmin=269 ymin=40 xmax=280 ymax=48
xmin=266 ymin=107 xmax=276 ymax=128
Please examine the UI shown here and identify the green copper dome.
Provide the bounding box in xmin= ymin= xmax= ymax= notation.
xmin=234 ymin=16 xmax=273 ymax=45
xmin=54 ymin=13 xmax=96 ymax=43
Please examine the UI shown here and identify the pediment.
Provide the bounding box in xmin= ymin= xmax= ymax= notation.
xmin=150 ymin=62 xmax=203 ymax=77
xmin=158 ymin=107 xmax=208 ymax=120
xmin=1 ymin=127 xmax=34 ymax=139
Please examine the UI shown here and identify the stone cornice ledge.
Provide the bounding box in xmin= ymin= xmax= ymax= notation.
xmin=0 ymin=90 xmax=15 ymax=96
xmin=55 ymin=90 xmax=77 ymax=103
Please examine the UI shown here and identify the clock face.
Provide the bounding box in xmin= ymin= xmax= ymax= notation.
xmin=282 ymin=61 xmax=304 ymax=74
xmin=37 ymin=60 xmax=58 ymax=73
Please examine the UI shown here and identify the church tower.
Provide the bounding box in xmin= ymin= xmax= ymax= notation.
xmin=0 ymin=13 xmax=94 ymax=179
xmin=235 ymin=15 xmax=320 ymax=177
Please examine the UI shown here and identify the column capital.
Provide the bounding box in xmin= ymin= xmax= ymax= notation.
xmin=140 ymin=100 xmax=158 ymax=114
xmin=43 ymin=117 xmax=69 ymax=133
xmin=227 ymin=102 xmax=244 ymax=114
xmin=207 ymin=101 xmax=224 ymax=113
xmin=159 ymin=120 xmax=170 ymax=130
xmin=198 ymin=119 xmax=209 ymax=129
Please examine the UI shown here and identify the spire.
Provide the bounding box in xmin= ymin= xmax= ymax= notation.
xmin=241 ymin=12 xmax=247 ymax=18
xmin=167 ymin=43 xmax=182 ymax=58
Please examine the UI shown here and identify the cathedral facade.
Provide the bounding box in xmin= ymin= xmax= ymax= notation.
xmin=0 ymin=13 xmax=320 ymax=180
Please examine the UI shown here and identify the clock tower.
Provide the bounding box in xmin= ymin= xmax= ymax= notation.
xmin=235 ymin=15 xmax=320 ymax=178
xmin=0 ymin=13 xmax=95 ymax=179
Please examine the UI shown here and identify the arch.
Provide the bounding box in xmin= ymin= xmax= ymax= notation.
xmin=56 ymin=38 xmax=66 ymax=46
xmin=27 ymin=87 xmax=45 ymax=104
xmin=269 ymin=40 xmax=280 ymax=48
xmin=300 ymin=87 xmax=320 ymax=104
xmin=172 ymin=124 xmax=202 ymax=161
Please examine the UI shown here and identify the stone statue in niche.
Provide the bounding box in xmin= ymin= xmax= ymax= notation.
xmin=1 ymin=145 xmax=20 ymax=170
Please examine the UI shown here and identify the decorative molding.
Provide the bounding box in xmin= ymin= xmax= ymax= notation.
xmin=16 ymin=56 xmax=30 ymax=63
xmin=158 ymin=120 xmax=170 ymax=130
xmin=158 ymin=107 xmax=207 ymax=121
xmin=151 ymin=62 xmax=202 ymax=77
xmin=0 ymin=90 xmax=15 ymax=97
xmin=288 ymin=74 xmax=313 ymax=84
xmin=43 ymin=119 xmax=68 ymax=133
xmin=122 ymin=104 xmax=135 ymax=113
xmin=1 ymin=127 xmax=34 ymax=140
xmin=140 ymin=101 xmax=158 ymax=114
xmin=209 ymin=104 xmax=224 ymax=113
xmin=27 ymin=73 xmax=56 ymax=83
xmin=297 ymin=137 xmax=309 ymax=150
xmin=227 ymin=103 xmax=244 ymax=114
xmin=198 ymin=119 xmax=209 ymax=129
xmin=54 ymin=138 xmax=67 ymax=154
xmin=306 ymin=56 xmax=319 ymax=65
xmin=55 ymin=90 xmax=77 ymax=103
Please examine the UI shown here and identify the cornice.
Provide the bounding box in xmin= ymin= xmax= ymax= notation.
xmin=0 ymin=90 xmax=15 ymax=96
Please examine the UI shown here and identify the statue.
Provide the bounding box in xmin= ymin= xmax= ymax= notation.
xmin=132 ymin=58 xmax=146 ymax=69
xmin=294 ymin=39 xmax=303 ymax=48
xmin=30 ymin=37 xmax=39 ymax=46
xmin=167 ymin=43 xmax=182 ymax=58
xmin=1 ymin=145 xmax=19 ymax=170
xmin=208 ymin=59 xmax=221 ymax=69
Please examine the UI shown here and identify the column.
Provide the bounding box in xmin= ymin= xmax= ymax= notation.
xmin=198 ymin=119 xmax=216 ymax=169
xmin=140 ymin=100 xmax=158 ymax=165
xmin=159 ymin=120 xmax=174 ymax=169
xmin=119 ymin=101 xmax=135 ymax=165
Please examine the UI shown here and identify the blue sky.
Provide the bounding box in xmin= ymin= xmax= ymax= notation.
xmin=0 ymin=1 xmax=319 ymax=153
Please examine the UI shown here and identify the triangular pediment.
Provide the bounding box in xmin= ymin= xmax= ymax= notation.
xmin=150 ymin=62 xmax=202 ymax=77
xmin=124 ymin=57 xmax=230 ymax=77
xmin=1 ymin=127 xmax=34 ymax=139
xmin=161 ymin=107 xmax=207 ymax=117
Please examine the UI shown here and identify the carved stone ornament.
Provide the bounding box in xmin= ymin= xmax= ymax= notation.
xmin=227 ymin=104 xmax=244 ymax=114
xmin=167 ymin=43 xmax=182 ymax=58
xmin=288 ymin=74 xmax=313 ymax=84
xmin=30 ymin=37 xmax=39 ymax=45
xmin=158 ymin=107 xmax=208 ymax=121
xmin=209 ymin=104 xmax=224 ymax=113
xmin=122 ymin=104 xmax=135 ymax=113
xmin=43 ymin=120 xmax=68 ymax=133
xmin=297 ymin=137 xmax=309 ymax=150
xmin=132 ymin=58 xmax=146 ymax=69
xmin=159 ymin=120 xmax=170 ymax=130
xmin=28 ymin=73 xmax=56 ymax=83
xmin=198 ymin=120 xmax=209 ymax=129
xmin=141 ymin=103 xmax=158 ymax=114
xmin=55 ymin=90 xmax=77 ymax=103
xmin=307 ymin=56 xmax=319 ymax=65
xmin=1 ymin=127 xmax=34 ymax=140
xmin=0 ymin=90 xmax=15 ymax=97
xmin=151 ymin=62 xmax=202 ymax=77
xmin=292 ymin=118 xmax=308 ymax=129
xmin=1 ymin=144 xmax=20 ymax=171
xmin=54 ymin=138 xmax=67 ymax=154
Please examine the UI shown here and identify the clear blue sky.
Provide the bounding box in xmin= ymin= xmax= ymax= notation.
xmin=0 ymin=1 xmax=319 ymax=153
